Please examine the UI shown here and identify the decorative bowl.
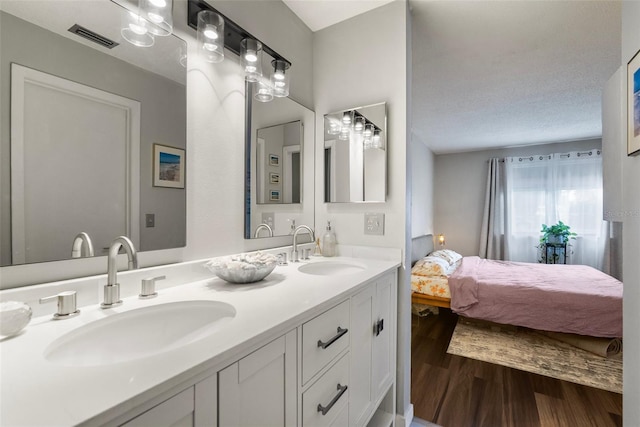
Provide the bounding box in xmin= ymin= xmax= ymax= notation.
xmin=205 ymin=252 xmax=278 ymax=284
xmin=0 ymin=301 xmax=32 ymax=336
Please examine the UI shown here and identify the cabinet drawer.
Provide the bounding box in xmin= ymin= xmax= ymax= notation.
xmin=302 ymin=300 xmax=350 ymax=383
xmin=302 ymin=353 xmax=349 ymax=427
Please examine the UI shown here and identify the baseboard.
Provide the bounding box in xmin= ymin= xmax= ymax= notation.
xmin=395 ymin=403 xmax=414 ymax=427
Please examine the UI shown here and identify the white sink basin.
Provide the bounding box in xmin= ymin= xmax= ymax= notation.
xmin=298 ymin=261 xmax=366 ymax=276
xmin=44 ymin=301 xmax=236 ymax=367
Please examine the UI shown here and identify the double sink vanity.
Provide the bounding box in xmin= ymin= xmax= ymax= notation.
xmin=0 ymin=248 xmax=400 ymax=427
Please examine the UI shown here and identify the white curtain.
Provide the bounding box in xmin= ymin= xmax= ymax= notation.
xmin=503 ymin=150 xmax=606 ymax=269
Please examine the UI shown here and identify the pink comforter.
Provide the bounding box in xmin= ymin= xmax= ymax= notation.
xmin=449 ymin=256 xmax=622 ymax=337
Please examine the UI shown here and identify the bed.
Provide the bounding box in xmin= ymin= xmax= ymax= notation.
xmin=410 ymin=235 xmax=623 ymax=338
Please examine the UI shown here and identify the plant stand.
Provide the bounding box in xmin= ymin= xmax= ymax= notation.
xmin=543 ymin=242 xmax=567 ymax=264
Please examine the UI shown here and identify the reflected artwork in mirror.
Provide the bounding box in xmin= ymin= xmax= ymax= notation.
xmin=245 ymin=83 xmax=315 ymax=239
xmin=0 ymin=0 xmax=187 ymax=266
xmin=323 ymin=102 xmax=387 ymax=203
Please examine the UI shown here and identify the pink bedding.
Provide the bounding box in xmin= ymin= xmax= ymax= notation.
xmin=449 ymin=256 xmax=622 ymax=338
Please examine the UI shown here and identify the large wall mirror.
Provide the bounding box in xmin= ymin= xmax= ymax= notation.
xmin=323 ymin=102 xmax=387 ymax=203
xmin=0 ymin=0 xmax=187 ymax=267
xmin=246 ymin=83 xmax=315 ymax=239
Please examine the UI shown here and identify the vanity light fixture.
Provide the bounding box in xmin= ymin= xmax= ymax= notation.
xmin=271 ymin=59 xmax=290 ymax=97
xmin=140 ymin=0 xmax=173 ymax=36
xmin=187 ymin=0 xmax=292 ymax=95
xmin=342 ymin=111 xmax=353 ymax=126
xmin=372 ymin=128 xmax=383 ymax=149
xmin=438 ymin=234 xmax=446 ymax=246
xmin=197 ymin=10 xmax=224 ymax=63
xmin=121 ymin=11 xmax=155 ymax=47
xmin=363 ymin=123 xmax=374 ymax=140
xmin=241 ymin=38 xmax=263 ymax=81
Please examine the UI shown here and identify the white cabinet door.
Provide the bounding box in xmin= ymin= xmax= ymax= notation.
xmin=219 ymin=330 xmax=297 ymax=427
xmin=372 ymin=273 xmax=395 ymax=398
xmin=349 ymin=286 xmax=374 ymax=426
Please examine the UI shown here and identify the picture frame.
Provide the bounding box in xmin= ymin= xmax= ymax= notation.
xmin=153 ymin=144 xmax=185 ymax=188
xmin=269 ymin=190 xmax=280 ymax=201
xmin=269 ymin=172 xmax=280 ymax=184
xmin=269 ymin=154 xmax=280 ymax=166
xmin=628 ymin=48 xmax=640 ymax=156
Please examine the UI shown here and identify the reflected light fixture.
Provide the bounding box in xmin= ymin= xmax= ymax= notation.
xmin=140 ymin=0 xmax=173 ymax=36
xmin=254 ymin=79 xmax=274 ymax=103
xmin=271 ymin=59 xmax=290 ymax=97
xmin=438 ymin=234 xmax=446 ymax=247
xmin=241 ymin=38 xmax=262 ymax=82
xmin=363 ymin=123 xmax=373 ymax=140
xmin=372 ymin=128 xmax=382 ymax=149
xmin=121 ymin=11 xmax=155 ymax=47
xmin=339 ymin=128 xmax=350 ymax=141
xmin=354 ymin=116 xmax=364 ymax=134
xmin=342 ymin=111 xmax=353 ymax=126
xmin=197 ymin=10 xmax=224 ymax=63
xmin=328 ymin=121 xmax=341 ymax=135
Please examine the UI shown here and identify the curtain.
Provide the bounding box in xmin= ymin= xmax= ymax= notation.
xmin=503 ymin=150 xmax=606 ymax=269
xmin=479 ymin=158 xmax=507 ymax=259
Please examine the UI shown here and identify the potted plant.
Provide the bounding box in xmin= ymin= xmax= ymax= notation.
xmin=539 ymin=221 xmax=578 ymax=244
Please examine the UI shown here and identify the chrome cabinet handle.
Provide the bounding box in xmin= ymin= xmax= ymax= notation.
xmin=374 ymin=318 xmax=384 ymax=336
xmin=317 ymin=327 xmax=348 ymax=349
xmin=317 ymin=383 xmax=348 ymax=416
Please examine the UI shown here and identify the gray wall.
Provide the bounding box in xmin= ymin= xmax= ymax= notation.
xmin=411 ymin=133 xmax=434 ymax=238
xmin=434 ymin=139 xmax=601 ymax=257
xmin=621 ymin=1 xmax=640 ymax=423
xmin=0 ymin=11 xmax=186 ymax=265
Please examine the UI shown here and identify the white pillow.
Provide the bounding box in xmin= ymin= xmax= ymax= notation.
xmin=429 ymin=249 xmax=462 ymax=266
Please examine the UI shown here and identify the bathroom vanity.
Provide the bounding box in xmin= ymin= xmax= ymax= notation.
xmin=0 ymin=252 xmax=399 ymax=427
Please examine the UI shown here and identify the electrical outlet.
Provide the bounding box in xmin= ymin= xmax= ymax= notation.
xmin=364 ymin=213 xmax=384 ymax=235
xmin=145 ymin=214 xmax=155 ymax=228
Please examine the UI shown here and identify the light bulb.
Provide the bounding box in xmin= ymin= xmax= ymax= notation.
xmin=149 ymin=0 xmax=166 ymax=7
xmin=147 ymin=12 xmax=163 ymax=23
xmin=342 ymin=112 xmax=352 ymax=125
xmin=204 ymin=25 xmax=218 ymax=40
xmin=354 ymin=116 xmax=364 ymax=134
xmin=245 ymin=51 xmax=257 ymax=62
xmin=363 ymin=124 xmax=373 ymax=139
xmin=203 ymin=43 xmax=218 ymax=51
xmin=274 ymin=70 xmax=285 ymax=80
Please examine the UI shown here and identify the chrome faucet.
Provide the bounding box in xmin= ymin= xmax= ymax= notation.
xmin=101 ymin=236 xmax=138 ymax=308
xmin=254 ymin=223 xmax=274 ymax=238
xmin=70 ymin=232 xmax=95 ymax=258
xmin=292 ymin=225 xmax=314 ymax=262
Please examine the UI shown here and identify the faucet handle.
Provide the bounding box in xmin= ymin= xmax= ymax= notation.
xmin=277 ymin=252 xmax=288 ymax=266
xmin=140 ymin=275 xmax=165 ymax=299
xmin=39 ymin=291 xmax=80 ymax=319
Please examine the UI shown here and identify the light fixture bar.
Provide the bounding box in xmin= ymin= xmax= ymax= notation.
xmin=187 ymin=0 xmax=291 ymax=67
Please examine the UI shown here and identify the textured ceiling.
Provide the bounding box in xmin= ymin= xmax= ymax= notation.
xmin=282 ymin=0 xmax=395 ymax=32
xmin=411 ymin=0 xmax=621 ymax=154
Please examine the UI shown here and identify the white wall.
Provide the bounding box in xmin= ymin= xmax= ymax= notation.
xmin=313 ymin=0 xmax=411 ymax=420
xmin=621 ymin=1 xmax=640 ymax=423
xmin=411 ymin=133 xmax=434 ymax=238
xmin=433 ymin=139 xmax=601 ymax=256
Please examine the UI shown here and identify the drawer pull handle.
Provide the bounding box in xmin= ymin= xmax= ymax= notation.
xmin=317 ymin=383 xmax=348 ymax=416
xmin=374 ymin=318 xmax=384 ymax=336
xmin=317 ymin=327 xmax=348 ymax=349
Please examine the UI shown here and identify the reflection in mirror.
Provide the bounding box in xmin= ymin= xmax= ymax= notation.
xmin=246 ymin=83 xmax=315 ymax=239
xmin=323 ymin=102 xmax=387 ymax=203
xmin=0 ymin=0 xmax=187 ymax=267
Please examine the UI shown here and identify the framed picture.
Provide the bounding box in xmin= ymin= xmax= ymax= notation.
xmin=269 ymin=172 xmax=280 ymax=184
xmin=153 ymin=144 xmax=185 ymax=188
xmin=628 ymin=48 xmax=640 ymax=156
xmin=269 ymin=190 xmax=280 ymax=201
xmin=269 ymin=154 xmax=279 ymax=166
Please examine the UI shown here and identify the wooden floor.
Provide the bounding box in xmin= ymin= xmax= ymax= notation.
xmin=411 ymin=309 xmax=623 ymax=427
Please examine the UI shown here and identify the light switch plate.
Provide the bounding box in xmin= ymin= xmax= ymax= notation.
xmin=145 ymin=214 xmax=155 ymax=228
xmin=364 ymin=213 xmax=384 ymax=235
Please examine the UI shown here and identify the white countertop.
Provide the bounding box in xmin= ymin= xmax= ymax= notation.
xmin=0 ymin=255 xmax=400 ymax=426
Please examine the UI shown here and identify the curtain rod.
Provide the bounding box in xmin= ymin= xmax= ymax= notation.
xmin=486 ymin=150 xmax=601 ymax=163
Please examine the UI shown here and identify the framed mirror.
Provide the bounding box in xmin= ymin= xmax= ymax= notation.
xmin=245 ymin=83 xmax=315 ymax=239
xmin=0 ymin=0 xmax=187 ymax=266
xmin=323 ymin=102 xmax=387 ymax=203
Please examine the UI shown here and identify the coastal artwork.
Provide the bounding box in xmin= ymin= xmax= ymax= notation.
xmin=153 ymin=144 xmax=185 ymax=188
xmin=629 ymin=49 xmax=640 ymax=155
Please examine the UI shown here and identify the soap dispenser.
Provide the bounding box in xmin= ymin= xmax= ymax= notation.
xmin=322 ymin=221 xmax=337 ymax=257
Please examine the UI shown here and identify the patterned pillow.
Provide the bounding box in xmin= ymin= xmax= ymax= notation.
xmin=411 ymin=256 xmax=451 ymax=277
xmin=429 ymin=249 xmax=463 ymax=266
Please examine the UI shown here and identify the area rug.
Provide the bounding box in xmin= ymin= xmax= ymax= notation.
xmin=447 ymin=317 xmax=622 ymax=394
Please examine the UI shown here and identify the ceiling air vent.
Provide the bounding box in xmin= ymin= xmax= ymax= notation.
xmin=68 ymin=24 xmax=119 ymax=49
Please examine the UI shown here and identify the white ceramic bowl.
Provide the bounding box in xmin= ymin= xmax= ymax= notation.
xmin=205 ymin=252 xmax=278 ymax=284
xmin=0 ymin=301 xmax=32 ymax=336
